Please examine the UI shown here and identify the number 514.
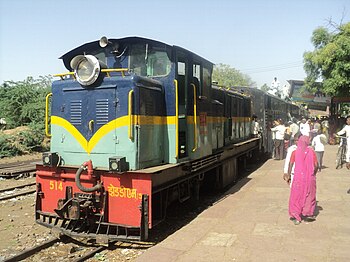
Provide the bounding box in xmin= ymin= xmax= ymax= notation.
xmin=49 ymin=180 xmax=63 ymax=191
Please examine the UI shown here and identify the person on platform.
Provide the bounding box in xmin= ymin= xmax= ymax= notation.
xmin=336 ymin=116 xmax=350 ymax=170
xmin=311 ymin=129 xmax=327 ymax=172
xmin=299 ymin=118 xmax=310 ymax=137
xmin=271 ymin=119 xmax=286 ymax=160
xmin=289 ymin=120 xmax=300 ymax=147
xmin=286 ymin=135 xmax=318 ymax=225
xmin=283 ymin=133 xmax=301 ymax=187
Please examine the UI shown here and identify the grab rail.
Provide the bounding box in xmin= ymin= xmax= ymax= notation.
xmin=191 ymin=83 xmax=197 ymax=152
xmin=128 ymin=90 xmax=134 ymax=140
xmin=53 ymin=68 xmax=129 ymax=80
xmin=45 ymin=93 xmax=52 ymax=137
xmin=174 ymin=80 xmax=179 ymax=159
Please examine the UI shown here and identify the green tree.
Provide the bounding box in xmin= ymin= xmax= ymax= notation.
xmin=260 ymin=83 xmax=270 ymax=92
xmin=212 ymin=63 xmax=255 ymax=87
xmin=0 ymin=76 xmax=51 ymax=128
xmin=303 ymin=22 xmax=350 ymax=96
xmin=0 ymin=76 xmax=51 ymax=157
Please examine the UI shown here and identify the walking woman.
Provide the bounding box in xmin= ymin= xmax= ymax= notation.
xmin=287 ymin=135 xmax=318 ymax=225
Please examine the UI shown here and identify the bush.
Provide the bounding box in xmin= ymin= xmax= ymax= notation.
xmin=0 ymin=76 xmax=51 ymax=157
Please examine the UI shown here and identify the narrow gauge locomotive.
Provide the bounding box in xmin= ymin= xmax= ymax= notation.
xmin=36 ymin=36 xmax=259 ymax=243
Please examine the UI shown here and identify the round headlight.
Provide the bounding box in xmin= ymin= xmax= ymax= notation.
xmin=111 ymin=162 xmax=118 ymax=170
xmin=70 ymin=55 xmax=101 ymax=86
xmin=43 ymin=156 xmax=50 ymax=164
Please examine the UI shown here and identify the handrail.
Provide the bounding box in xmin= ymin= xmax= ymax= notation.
xmin=53 ymin=72 xmax=75 ymax=80
xmin=174 ymin=80 xmax=179 ymax=159
xmin=53 ymin=68 xmax=129 ymax=79
xmin=45 ymin=93 xmax=52 ymax=137
xmin=101 ymin=68 xmax=129 ymax=77
xmin=128 ymin=90 xmax=134 ymax=140
xmin=191 ymin=83 xmax=197 ymax=152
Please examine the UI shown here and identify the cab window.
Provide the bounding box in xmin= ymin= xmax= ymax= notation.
xmin=129 ymin=44 xmax=171 ymax=77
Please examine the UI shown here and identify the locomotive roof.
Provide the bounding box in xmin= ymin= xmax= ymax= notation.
xmin=60 ymin=36 xmax=213 ymax=71
xmin=212 ymin=84 xmax=251 ymax=98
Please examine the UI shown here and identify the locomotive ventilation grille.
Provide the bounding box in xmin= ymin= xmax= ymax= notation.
xmin=70 ymin=100 xmax=82 ymax=126
xmin=96 ymin=99 xmax=109 ymax=125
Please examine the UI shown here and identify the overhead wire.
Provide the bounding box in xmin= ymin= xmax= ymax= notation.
xmin=240 ymin=61 xmax=304 ymax=74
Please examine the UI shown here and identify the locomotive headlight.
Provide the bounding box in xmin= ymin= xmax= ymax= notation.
xmin=70 ymin=55 xmax=101 ymax=86
xmin=42 ymin=152 xmax=60 ymax=167
xmin=109 ymin=157 xmax=128 ymax=172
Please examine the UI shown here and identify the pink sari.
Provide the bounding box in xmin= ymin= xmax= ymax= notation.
xmin=289 ymin=136 xmax=317 ymax=221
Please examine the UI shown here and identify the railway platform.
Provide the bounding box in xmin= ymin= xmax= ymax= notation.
xmin=136 ymin=144 xmax=350 ymax=261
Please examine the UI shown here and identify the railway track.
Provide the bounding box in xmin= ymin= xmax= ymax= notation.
xmin=0 ymin=158 xmax=40 ymax=178
xmin=0 ymin=182 xmax=36 ymax=201
xmin=3 ymin=236 xmax=109 ymax=262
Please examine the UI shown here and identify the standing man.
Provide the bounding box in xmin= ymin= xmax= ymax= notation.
xmin=251 ymin=115 xmax=262 ymax=151
xmin=289 ymin=120 xmax=299 ymax=147
xmin=336 ymin=116 xmax=350 ymax=170
xmin=271 ymin=119 xmax=286 ymax=160
xmin=251 ymin=115 xmax=261 ymax=138
xmin=299 ymin=118 xmax=310 ymax=137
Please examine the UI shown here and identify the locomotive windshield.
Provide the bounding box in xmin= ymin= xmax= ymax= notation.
xmin=129 ymin=44 xmax=171 ymax=77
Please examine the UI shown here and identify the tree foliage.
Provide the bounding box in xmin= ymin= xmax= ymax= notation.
xmin=212 ymin=63 xmax=255 ymax=87
xmin=303 ymin=22 xmax=350 ymax=96
xmin=260 ymin=83 xmax=270 ymax=92
xmin=0 ymin=76 xmax=51 ymax=157
xmin=0 ymin=76 xmax=51 ymax=128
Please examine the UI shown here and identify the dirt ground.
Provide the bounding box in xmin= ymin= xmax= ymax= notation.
xmin=0 ymin=155 xmax=147 ymax=261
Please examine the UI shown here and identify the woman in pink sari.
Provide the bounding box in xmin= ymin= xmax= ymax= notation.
xmin=287 ymin=135 xmax=318 ymax=225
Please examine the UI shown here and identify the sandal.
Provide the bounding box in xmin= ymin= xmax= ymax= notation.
xmin=290 ymin=217 xmax=301 ymax=225
xmin=304 ymin=216 xmax=316 ymax=222
xmin=293 ymin=219 xmax=301 ymax=225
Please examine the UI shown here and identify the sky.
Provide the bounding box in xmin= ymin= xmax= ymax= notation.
xmin=0 ymin=0 xmax=349 ymax=88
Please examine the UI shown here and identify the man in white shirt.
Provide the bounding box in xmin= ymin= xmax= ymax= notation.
xmin=337 ymin=116 xmax=350 ymax=169
xmin=289 ymin=121 xmax=299 ymax=146
xmin=251 ymin=115 xmax=261 ymax=138
xmin=271 ymin=119 xmax=286 ymax=160
xmin=312 ymin=130 xmax=326 ymax=172
xmin=270 ymin=77 xmax=280 ymax=96
xmin=299 ymin=118 xmax=310 ymax=136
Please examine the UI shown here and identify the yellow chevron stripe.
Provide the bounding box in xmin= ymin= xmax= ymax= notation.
xmin=51 ymin=115 xmax=176 ymax=154
xmin=52 ymin=116 xmax=89 ymax=152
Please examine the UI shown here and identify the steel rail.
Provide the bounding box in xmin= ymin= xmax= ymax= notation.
xmin=0 ymin=182 xmax=36 ymax=194
xmin=3 ymin=237 xmax=66 ymax=262
xmin=0 ymin=189 xmax=36 ymax=201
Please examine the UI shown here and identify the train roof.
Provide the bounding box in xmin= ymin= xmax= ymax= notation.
xmin=238 ymin=86 xmax=293 ymax=103
xmin=212 ymin=84 xmax=251 ymax=98
xmin=60 ymin=36 xmax=213 ymax=71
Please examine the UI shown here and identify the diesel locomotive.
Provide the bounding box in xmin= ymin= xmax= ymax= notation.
xmin=35 ymin=36 xmax=297 ymax=243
